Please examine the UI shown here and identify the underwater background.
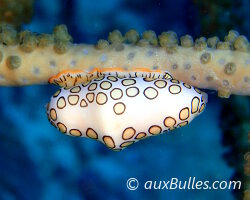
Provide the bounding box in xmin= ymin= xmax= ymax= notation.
xmin=0 ymin=0 xmax=249 ymax=199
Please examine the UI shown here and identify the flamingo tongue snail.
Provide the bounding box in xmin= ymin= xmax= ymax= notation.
xmin=47 ymin=68 xmax=207 ymax=151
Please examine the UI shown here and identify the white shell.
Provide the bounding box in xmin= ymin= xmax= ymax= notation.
xmin=47 ymin=75 xmax=206 ymax=151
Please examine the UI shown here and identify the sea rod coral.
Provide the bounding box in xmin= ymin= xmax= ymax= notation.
xmin=0 ymin=24 xmax=249 ymax=98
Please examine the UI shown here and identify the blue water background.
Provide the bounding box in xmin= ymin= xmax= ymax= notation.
xmin=1 ymin=0 xmax=250 ymax=199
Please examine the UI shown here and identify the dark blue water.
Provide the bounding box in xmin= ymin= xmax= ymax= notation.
xmin=1 ymin=0 xmax=249 ymax=199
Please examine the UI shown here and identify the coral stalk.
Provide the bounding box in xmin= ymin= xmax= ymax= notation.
xmin=0 ymin=25 xmax=249 ymax=98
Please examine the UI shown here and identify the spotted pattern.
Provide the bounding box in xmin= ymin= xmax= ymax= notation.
xmin=107 ymin=76 xmax=118 ymax=82
xmin=199 ymin=103 xmax=205 ymax=113
xmin=169 ymin=84 xmax=181 ymax=94
xmin=194 ymin=88 xmax=201 ymax=94
xmin=68 ymin=95 xmax=79 ymax=105
xmin=57 ymin=97 xmax=66 ymax=109
xmin=50 ymin=109 xmax=57 ymax=121
xmin=113 ymin=102 xmax=126 ymax=115
xmin=201 ymin=96 xmax=204 ymax=102
xmin=117 ymin=74 xmax=126 ymax=79
xmin=154 ymin=80 xmax=167 ymax=88
xmin=170 ymin=79 xmax=180 ymax=84
xmin=191 ymin=97 xmax=200 ymax=114
xmin=169 ymin=127 xmax=175 ymax=131
xmin=163 ymin=73 xmax=172 ymax=80
xmin=135 ymin=132 xmax=147 ymax=139
xmin=86 ymin=128 xmax=98 ymax=139
xmin=110 ymin=88 xmax=123 ymax=100
xmin=80 ymin=99 xmax=88 ymax=107
xmin=100 ymin=81 xmax=112 ymax=90
xmin=48 ymin=72 xmax=207 ymax=151
xmin=113 ymin=149 xmax=122 ymax=152
xmin=96 ymin=92 xmax=108 ymax=105
xmin=149 ymin=125 xmax=162 ymax=135
xmin=69 ymin=129 xmax=82 ymax=136
xmin=70 ymin=86 xmax=81 ymax=93
xmin=179 ymin=107 xmax=189 ymax=120
xmin=183 ymin=83 xmax=191 ymax=89
xmin=120 ymin=141 xmax=134 ymax=148
xmin=53 ymin=89 xmax=61 ymax=97
xmin=95 ymin=76 xmax=105 ymax=81
xmin=178 ymin=121 xmax=188 ymax=127
xmin=88 ymin=83 xmax=97 ymax=91
xmin=82 ymin=81 xmax=90 ymax=87
xmin=143 ymin=87 xmax=158 ymax=100
xmin=164 ymin=117 xmax=176 ymax=128
xmin=57 ymin=122 xmax=67 ymax=133
xmin=122 ymin=79 xmax=136 ymax=86
xmin=122 ymin=127 xmax=136 ymax=140
xmin=143 ymin=77 xmax=157 ymax=82
xmin=86 ymin=93 xmax=95 ymax=103
xmin=103 ymin=136 xmax=115 ymax=148
xmin=126 ymin=87 xmax=139 ymax=97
